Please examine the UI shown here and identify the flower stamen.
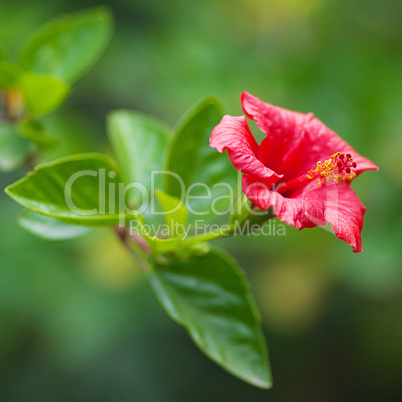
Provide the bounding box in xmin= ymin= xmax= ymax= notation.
xmin=307 ymin=152 xmax=357 ymax=186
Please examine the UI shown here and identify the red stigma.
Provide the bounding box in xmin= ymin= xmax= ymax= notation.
xmin=346 ymin=167 xmax=351 ymax=173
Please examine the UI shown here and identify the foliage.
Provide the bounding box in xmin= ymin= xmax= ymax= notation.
xmin=0 ymin=7 xmax=113 ymax=171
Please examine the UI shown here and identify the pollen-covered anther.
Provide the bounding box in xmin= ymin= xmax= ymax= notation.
xmin=307 ymin=152 xmax=358 ymax=186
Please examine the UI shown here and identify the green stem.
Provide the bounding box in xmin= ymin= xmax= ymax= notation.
xmin=180 ymin=223 xmax=236 ymax=247
xmin=178 ymin=206 xmax=274 ymax=248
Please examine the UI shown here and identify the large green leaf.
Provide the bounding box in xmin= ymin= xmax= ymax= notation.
xmin=166 ymin=97 xmax=238 ymax=223
xmin=18 ymin=210 xmax=92 ymax=241
xmin=19 ymin=72 xmax=70 ymax=115
xmin=0 ymin=121 xmax=33 ymax=172
xmin=5 ymin=153 xmax=126 ymax=226
xmin=147 ymin=247 xmax=272 ymax=388
xmin=107 ymin=110 xmax=170 ymax=206
xmin=20 ymin=7 xmax=114 ymax=84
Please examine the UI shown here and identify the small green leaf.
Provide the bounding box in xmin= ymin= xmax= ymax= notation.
xmin=172 ymin=242 xmax=211 ymax=260
xmin=145 ymin=234 xmax=185 ymax=255
xmin=19 ymin=72 xmax=70 ymax=115
xmin=5 ymin=153 xmax=126 ymax=226
xmin=130 ymin=215 xmax=185 ymax=255
xmin=0 ymin=61 xmax=20 ymax=88
xmin=18 ymin=210 xmax=92 ymax=241
xmin=20 ymin=6 xmax=114 ymax=84
xmin=166 ymin=97 xmax=238 ymax=222
xmin=18 ymin=118 xmax=59 ymax=150
xmin=155 ymin=189 xmax=188 ymax=236
xmin=0 ymin=121 xmax=33 ymax=172
xmin=147 ymin=247 xmax=272 ymax=388
xmin=107 ymin=110 xmax=170 ymax=206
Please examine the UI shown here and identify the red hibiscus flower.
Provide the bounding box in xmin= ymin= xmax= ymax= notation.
xmin=210 ymin=92 xmax=378 ymax=252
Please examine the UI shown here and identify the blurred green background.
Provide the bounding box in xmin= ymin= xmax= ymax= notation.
xmin=1 ymin=0 xmax=401 ymax=400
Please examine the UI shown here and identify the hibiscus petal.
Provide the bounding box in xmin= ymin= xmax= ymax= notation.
xmin=241 ymin=92 xmax=378 ymax=182
xmin=241 ymin=175 xmax=272 ymax=210
xmin=242 ymin=175 xmax=367 ymax=252
xmin=241 ymin=91 xmax=313 ymax=174
xmin=322 ymin=184 xmax=366 ymax=253
xmin=210 ymin=115 xmax=281 ymax=181
xmin=242 ymin=175 xmax=325 ymax=228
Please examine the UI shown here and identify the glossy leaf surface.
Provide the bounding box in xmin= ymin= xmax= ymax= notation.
xmin=19 ymin=72 xmax=70 ymax=115
xmin=18 ymin=210 xmax=92 ymax=241
xmin=166 ymin=98 xmax=238 ymax=222
xmin=5 ymin=153 xmax=125 ymax=226
xmin=107 ymin=110 xmax=170 ymax=206
xmin=156 ymin=189 xmax=188 ymax=236
xmin=147 ymin=247 xmax=272 ymax=388
xmin=21 ymin=7 xmax=113 ymax=84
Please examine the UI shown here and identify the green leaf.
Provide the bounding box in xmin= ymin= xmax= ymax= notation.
xmin=0 ymin=121 xmax=33 ymax=172
xmin=130 ymin=214 xmax=185 ymax=255
xmin=18 ymin=118 xmax=59 ymax=150
xmin=0 ymin=61 xmax=20 ymax=88
xmin=172 ymin=242 xmax=211 ymax=260
xmin=144 ymin=234 xmax=185 ymax=255
xmin=155 ymin=189 xmax=188 ymax=236
xmin=166 ymin=97 xmax=238 ymax=222
xmin=18 ymin=210 xmax=92 ymax=241
xmin=19 ymin=72 xmax=70 ymax=115
xmin=5 ymin=153 xmax=126 ymax=226
xmin=20 ymin=6 xmax=114 ymax=84
xmin=147 ymin=247 xmax=272 ymax=388
xmin=107 ymin=110 xmax=170 ymax=206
